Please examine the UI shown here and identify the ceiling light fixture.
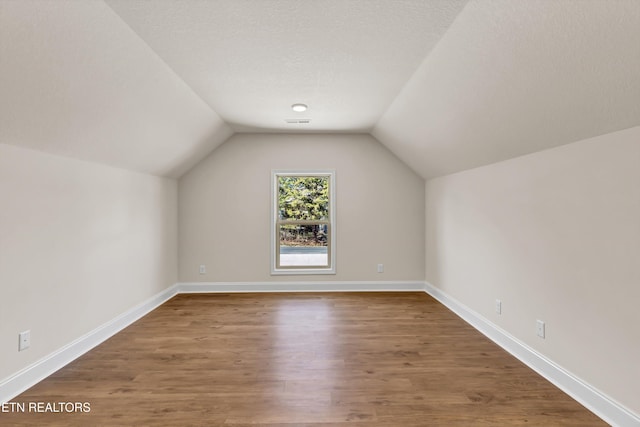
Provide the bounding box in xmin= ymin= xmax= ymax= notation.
xmin=291 ymin=103 xmax=308 ymax=112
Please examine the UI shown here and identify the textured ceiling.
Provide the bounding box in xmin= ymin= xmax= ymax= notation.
xmin=0 ymin=0 xmax=233 ymax=178
xmin=373 ymin=0 xmax=640 ymax=178
xmin=1 ymin=0 xmax=639 ymax=179
xmin=104 ymin=0 xmax=468 ymax=133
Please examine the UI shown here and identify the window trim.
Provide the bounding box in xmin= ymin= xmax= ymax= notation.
xmin=270 ymin=170 xmax=336 ymax=275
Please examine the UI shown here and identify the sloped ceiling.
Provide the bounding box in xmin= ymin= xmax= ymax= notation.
xmin=104 ymin=0 xmax=467 ymax=133
xmin=373 ymin=0 xmax=640 ymax=178
xmin=0 ymin=0 xmax=233 ymax=178
xmin=1 ymin=0 xmax=639 ymax=179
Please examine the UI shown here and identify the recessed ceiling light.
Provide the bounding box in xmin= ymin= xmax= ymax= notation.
xmin=291 ymin=103 xmax=308 ymax=112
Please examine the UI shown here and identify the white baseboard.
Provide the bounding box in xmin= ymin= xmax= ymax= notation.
xmin=178 ymin=280 xmax=426 ymax=293
xmin=3 ymin=280 xmax=637 ymax=426
xmin=0 ymin=280 xmax=421 ymax=404
xmin=0 ymin=284 xmax=179 ymax=405
xmin=423 ymin=281 xmax=640 ymax=427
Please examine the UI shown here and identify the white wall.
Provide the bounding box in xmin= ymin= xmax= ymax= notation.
xmin=425 ymin=126 xmax=640 ymax=415
xmin=0 ymin=144 xmax=177 ymax=382
xmin=179 ymin=133 xmax=425 ymax=283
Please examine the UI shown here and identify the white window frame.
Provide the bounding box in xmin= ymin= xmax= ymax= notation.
xmin=271 ymin=170 xmax=336 ymax=275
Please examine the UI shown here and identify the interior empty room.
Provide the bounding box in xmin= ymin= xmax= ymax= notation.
xmin=1 ymin=0 xmax=638 ymax=426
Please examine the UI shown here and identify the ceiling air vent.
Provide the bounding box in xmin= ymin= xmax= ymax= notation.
xmin=285 ymin=119 xmax=311 ymax=124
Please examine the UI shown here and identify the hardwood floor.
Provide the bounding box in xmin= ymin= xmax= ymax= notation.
xmin=1 ymin=293 xmax=607 ymax=426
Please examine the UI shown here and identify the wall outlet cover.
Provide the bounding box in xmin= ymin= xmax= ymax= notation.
xmin=19 ymin=330 xmax=31 ymax=351
xmin=536 ymin=320 xmax=545 ymax=338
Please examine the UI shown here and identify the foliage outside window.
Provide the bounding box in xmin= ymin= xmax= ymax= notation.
xmin=271 ymin=171 xmax=335 ymax=275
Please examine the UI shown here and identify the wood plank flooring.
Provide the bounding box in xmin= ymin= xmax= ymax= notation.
xmin=1 ymin=293 xmax=607 ymax=426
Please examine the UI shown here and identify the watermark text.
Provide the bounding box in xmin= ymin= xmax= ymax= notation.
xmin=1 ymin=401 xmax=91 ymax=413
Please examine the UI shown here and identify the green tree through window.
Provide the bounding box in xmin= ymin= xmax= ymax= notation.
xmin=272 ymin=171 xmax=335 ymax=274
xmin=279 ymin=176 xmax=328 ymax=248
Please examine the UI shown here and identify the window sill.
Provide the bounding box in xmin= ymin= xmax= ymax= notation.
xmin=271 ymin=268 xmax=336 ymax=276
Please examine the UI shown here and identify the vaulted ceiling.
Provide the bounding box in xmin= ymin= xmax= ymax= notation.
xmin=1 ymin=0 xmax=639 ymax=179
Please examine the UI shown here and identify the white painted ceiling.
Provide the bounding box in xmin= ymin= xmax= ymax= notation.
xmin=1 ymin=0 xmax=639 ymax=179
xmin=0 ymin=0 xmax=233 ymax=178
xmin=373 ymin=0 xmax=640 ymax=178
xmin=105 ymin=0 xmax=467 ymax=133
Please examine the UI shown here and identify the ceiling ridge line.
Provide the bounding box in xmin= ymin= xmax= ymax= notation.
xmin=101 ymin=0 xmax=234 ymax=136
xmin=371 ymin=0 xmax=472 ymax=133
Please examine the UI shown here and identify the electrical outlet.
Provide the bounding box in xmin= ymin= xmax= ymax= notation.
xmin=377 ymin=264 xmax=384 ymax=273
xmin=19 ymin=330 xmax=30 ymax=351
xmin=495 ymin=299 xmax=502 ymax=315
xmin=536 ymin=320 xmax=545 ymax=338
xmin=199 ymin=264 xmax=206 ymax=275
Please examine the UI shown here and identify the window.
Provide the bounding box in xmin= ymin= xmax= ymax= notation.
xmin=271 ymin=170 xmax=335 ymax=275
